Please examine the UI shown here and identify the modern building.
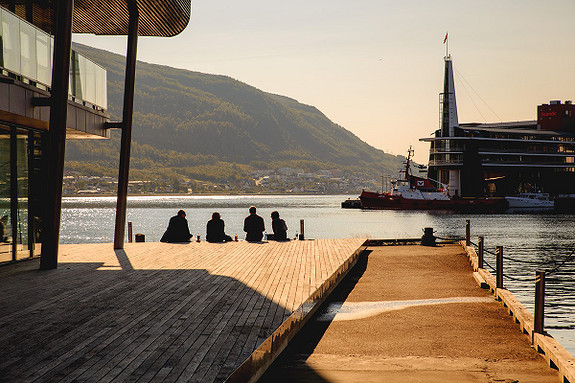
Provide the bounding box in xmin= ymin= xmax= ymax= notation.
xmin=0 ymin=1 xmax=190 ymax=266
xmin=420 ymin=55 xmax=575 ymax=198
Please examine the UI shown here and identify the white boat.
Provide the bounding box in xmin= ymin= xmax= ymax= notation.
xmin=505 ymin=193 xmax=554 ymax=210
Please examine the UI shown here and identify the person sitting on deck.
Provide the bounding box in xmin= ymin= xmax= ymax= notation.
xmin=206 ymin=212 xmax=233 ymax=243
xmin=160 ymin=210 xmax=193 ymax=243
xmin=243 ymin=206 xmax=265 ymax=242
xmin=269 ymin=211 xmax=288 ymax=241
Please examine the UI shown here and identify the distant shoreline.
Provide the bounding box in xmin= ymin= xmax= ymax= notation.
xmin=63 ymin=192 xmax=356 ymax=197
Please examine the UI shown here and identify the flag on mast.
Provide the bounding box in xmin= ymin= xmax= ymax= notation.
xmin=443 ymin=32 xmax=448 ymax=44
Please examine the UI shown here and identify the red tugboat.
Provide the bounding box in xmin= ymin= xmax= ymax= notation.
xmin=359 ymin=148 xmax=507 ymax=212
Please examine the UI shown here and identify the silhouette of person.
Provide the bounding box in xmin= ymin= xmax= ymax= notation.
xmin=160 ymin=210 xmax=193 ymax=243
xmin=206 ymin=212 xmax=233 ymax=243
xmin=270 ymin=211 xmax=288 ymax=241
xmin=243 ymin=206 xmax=265 ymax=242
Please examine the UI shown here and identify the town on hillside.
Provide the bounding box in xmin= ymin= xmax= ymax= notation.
xmin=63 ymin=167 xmax=382 ymax=195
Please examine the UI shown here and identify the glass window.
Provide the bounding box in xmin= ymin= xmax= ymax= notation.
xmin=84 ymin=58 xmax=96 ymax=105
xmin=15 ymin=131 xmax=29 ymax=256
xmin=19 ymin=20 xmax=36 ymax=80
xmin=70 ymin=50 xmax=82 ymax=98
xmin=1 ymin=9 xmax=21 ymax=73
xmin=36 ymin=31 xmax=51 ymax=85
xmin=95 ymin=64 xmax=107 ymax=109
xmin=0 ymin=127 xmax=10 ymax=262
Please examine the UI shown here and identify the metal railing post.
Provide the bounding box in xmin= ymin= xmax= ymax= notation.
xmin=128 ymin=222 xmax=133 ymax=243
xmin=465 ymin=219 xmax=470 ymax=246
xmin=535 ymin=270 xmax=545 ymax=334
xmin=496 ymin=246 xmax=503 ymax=289
xmin=478 ymin=236 xmax=484 ymax=269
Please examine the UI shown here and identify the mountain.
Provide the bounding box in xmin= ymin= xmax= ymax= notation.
xmin=66 ymin=43 xmax=405 ymax=192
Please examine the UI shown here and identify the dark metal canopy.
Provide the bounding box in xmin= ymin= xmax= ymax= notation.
xmin=1 ymin=0 xmax=190 ymax=36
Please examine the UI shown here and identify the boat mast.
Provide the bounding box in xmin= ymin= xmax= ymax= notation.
xmin=401 ymin=146 xmax=413 ymax=181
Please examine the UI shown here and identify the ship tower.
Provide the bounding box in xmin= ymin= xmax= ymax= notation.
xmin=436 ymin=54 xmax=461 ymax=196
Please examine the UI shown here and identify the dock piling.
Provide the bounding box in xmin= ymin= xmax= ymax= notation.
xmin=496 ymin=246 xmax=503 ymax=288
xmin=535 ymin=270 xmax=546 ymax=334
xmin=478 ymin=236 xmax=484 ymax=269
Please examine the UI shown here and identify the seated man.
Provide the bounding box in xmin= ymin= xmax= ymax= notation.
xmin=270 ymin=211 xmax=288 ymax=241
xmin=243 ymin=206 xmax=265 ymax=242
xmin=160 ymin=210 xmax=193 ymax=243
xmin=206 ymin=212 xmax=233 ymax=243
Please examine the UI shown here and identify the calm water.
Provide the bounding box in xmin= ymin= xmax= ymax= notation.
xmin=61 ymin=194 xmax=575 ymax=353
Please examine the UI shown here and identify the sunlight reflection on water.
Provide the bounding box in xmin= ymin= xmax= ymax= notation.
xmin=60 ymin=194 xmax=575 ymax=353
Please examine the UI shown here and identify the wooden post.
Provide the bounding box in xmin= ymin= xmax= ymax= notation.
xmin=478 ymin=236 xmax=484 ymax=269
xmin=128 ymin=222 xmax=133 ymax=243
xmin=465 ymin=219 xmax=470 ymax=246
xmin=496 ymin=246 xmax=503 ymax=289
xmin=535 ymin=270 xmax=545 ymax=334
xmin=299 ymin=219 xmax=305 ymax=240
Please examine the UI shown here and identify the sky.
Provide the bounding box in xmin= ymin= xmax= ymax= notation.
xmin=74 ymin=0 xmax=575 ymax=164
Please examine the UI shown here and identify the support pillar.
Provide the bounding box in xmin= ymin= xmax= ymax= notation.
xmin=40 ymin=0 xmax=73 ymax=270
xmin=114 ymin=0 xmax=139 ymax=249
xmin=10 ymin=127 xmax=17 ymax=261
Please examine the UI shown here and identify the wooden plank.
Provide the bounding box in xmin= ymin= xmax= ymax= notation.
xmin=0 ymin=239 xmax=366 ymax=383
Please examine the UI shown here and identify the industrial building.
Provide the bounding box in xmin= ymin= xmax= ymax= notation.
xmin=421 ymin=56 xmax=575 ymax=198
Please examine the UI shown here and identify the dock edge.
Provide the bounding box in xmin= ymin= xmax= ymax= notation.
xmin=224 ymin=241 xmax=369 ymax=383
xmin=461 ymin=241 xmax=575 ymax=383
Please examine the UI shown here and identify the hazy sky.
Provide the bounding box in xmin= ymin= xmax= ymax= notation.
xmin=74 ymin=0 xmax=575 ymax=163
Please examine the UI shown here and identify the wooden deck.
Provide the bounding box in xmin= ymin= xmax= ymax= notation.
xmin=0 ymin=239 xmax=366 ymax=383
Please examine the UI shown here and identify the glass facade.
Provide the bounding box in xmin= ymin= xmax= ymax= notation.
xmin=0 ymin=7 xmax=107 ymax=109
xmin=0 ymin=7 xmax=109 ymax=264
xmin=0 ymin=124 xmax=44 ymax=263
xmin=0 ymin=129 xmax=9 ymax=261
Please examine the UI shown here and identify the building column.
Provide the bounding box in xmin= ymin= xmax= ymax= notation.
xmin=9 ymin=127 xmax=17 ymax=261
xmin=40 ymin=0 xmax=73 ymax=270
xmin=114 ymin=0 xmax=139 ymax=249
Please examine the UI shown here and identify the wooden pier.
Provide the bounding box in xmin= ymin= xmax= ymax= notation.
xmin=2 ymin=239 xmax=573 ymax=382
xmin=0 ymin=239 xmax=365 ymax=383
xmin=261 ymin=243 xmax=566 ymax=382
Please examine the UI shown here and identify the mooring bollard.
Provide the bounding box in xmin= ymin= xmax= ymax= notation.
xmin=496 ymin=246 xmax=503 ymax=288
xmin=465 ymin=219 xmax=471 ymax=246
xmin=421 ymin=227 xmax=436 ymax=246
xmin=299 ymin=219 xmax=305 ymax=240
xmin=128 ymin=221 xmax=133 ymax=243
xmin=535 ymin=270 xmax=546 ymax=334
xmin=135 ymin=233 xmax=145 ymax=242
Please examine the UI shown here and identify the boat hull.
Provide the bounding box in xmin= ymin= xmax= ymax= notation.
xmin=505 ymin=196 xmax=554 ymax=210
xmin=359 ymin=191 xmax=508 ymax=212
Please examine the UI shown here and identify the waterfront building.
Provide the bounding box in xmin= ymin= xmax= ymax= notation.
xmin=0 ymin=1 xmax=190 ymax=266
xmin=420 ymin=55 xmax=575 ymax=197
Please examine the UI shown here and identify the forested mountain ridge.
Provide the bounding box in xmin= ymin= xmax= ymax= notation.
xmin=66 ymin=43 xmax=405 ymax=193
